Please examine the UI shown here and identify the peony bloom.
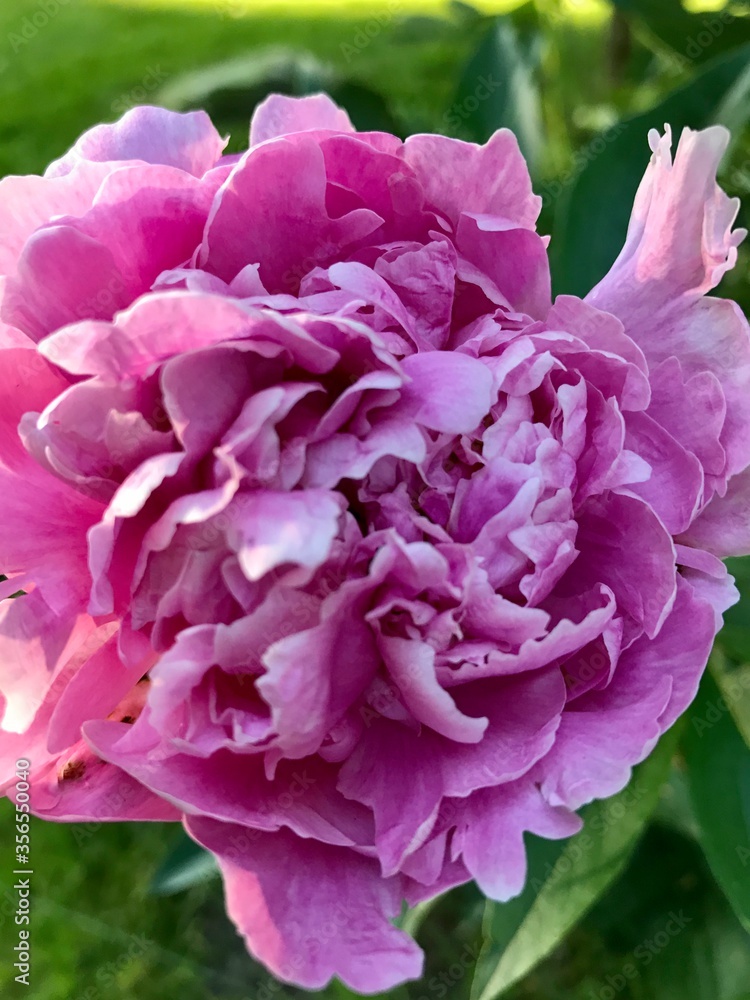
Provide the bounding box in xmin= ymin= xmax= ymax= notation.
xmin=1 ymin=95 xmax=750 ymax=992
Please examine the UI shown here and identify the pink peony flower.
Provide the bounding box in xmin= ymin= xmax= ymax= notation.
xmin=2 ymin=96 xmax=749 ymax=992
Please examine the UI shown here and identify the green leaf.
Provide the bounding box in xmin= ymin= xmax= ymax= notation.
xmin=449 ymin=17 xmax=544 ymax=174
xmin=450 ymin=1 xmax=487 ymax=27
xmin=720 ymin=557 xmax=750 ymax=666
xmin=149 ymin=830 xmax=219 ymax=896
xmin=473 ymin=724 xmax=681 ymax=1000
xmin=710 ymin=649 xmax=750 ymax=749
xmin=712 ymin=62 xmax=750 ymax=142
xmin=652 ymin=763 xmax=701 ymax=841
xmin=684 ymin=669 xmax=750 ymax=932
xmin=157 ymin=48 xmax=402 ymax=146
xmin=608 ymin=0 xmax=750 ymax=64
xmin=636 ymin=895 xmax=750 ymax=1000
xmin=328 ymin=81 xmax=403 ymax=136
xmin=550 ymin=43 xmax=750 ymax=298
xmin=573 ymin=823 xmax=750 ymax=1000
xmin=329 ymin=983 xmax=411 ymax=1000
xmin=398 ymin=896 xmax=441 ymax=938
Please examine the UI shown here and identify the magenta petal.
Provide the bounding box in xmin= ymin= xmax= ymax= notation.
xmin=454 ymin=780 xmax=581 ymax=900
xmin=46 ymin=106 xmax=226 ymax=178
xmin=250 ymin=92 xmax=355 ymax=145
xmin=200 ymin=137 xmax=383 ymax=290
xmin=380 ymin=636 xmax=488 ymax=743
xmin=229 ymin=489 xmax=345 ymax=581
xmin=624 ymin=410 xmax=703 ymax=534
xmin=588 ymin=126 xmax=744 ymax=318
xmin=0 ymin=163 xmax=113 ymax=274
xmin=186 ymin=818 xmax=423 ymax=993
xmin=398 ymin=351 xmax=493 ymax=433
xmin=457 ymin=214 xmax=552 ymax=318
xmin=0 ymin=592 xmax=99 ymax=733
xmin=681 ymin=465 xmax=750 ymax=557
xmin=31 ymin=754 xmax=180 ymax=823
xmin=403 ymin=130 xmax=541 ymax=229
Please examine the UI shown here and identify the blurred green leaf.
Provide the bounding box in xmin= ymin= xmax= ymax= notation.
xmin=551 ymin=43 xmax=750 ymax=297
xmin=710 ymin=650 xmax=750 ymax=749
xmin=414 ymin=882 xmax=486 ymax=1000
xmin=470 ymin=834 xmax=568 ymax=999
xmin=449 ymin=17 xmax=544 ymax=174
xmin=684 ymin=669 xmax=750 ymax=932
xmin=450 ymin=1 xmax=487 ymax=26
xmin=158 ymin=47 xmax=401 ymax=146
xmin=721 ymin=557 xmax=750 ymax=666
xmin=391 ymin=15 xmax=457 ymax=44
xmin=149 ymin=830 xmax=219 ymax=896
xmin=652 ymin=763 xmax=701 ymax=841
xmin=608 ymin=0 xmax=750 ymax=64
xmin=392 ymin=2 xmax=486 ymax=45
xmin=330 ymin=984 xmax=410 ymax=1000
xmin=473 ymin=724 xmax=681 ymax=999
xmin=328 ymin=81 xmax=403 ymax=135
xmin=399 ymin=897 xmax=440 ymax=937
xmin=575 ymin=823 xmax=750 ymax=1000
xmin=713 ymin=62 xmax=750 ymax=144
xmin=636 ymin=895 xmax=750 ymax=1000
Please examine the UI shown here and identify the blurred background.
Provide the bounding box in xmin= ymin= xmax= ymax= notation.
xmin=1 ymin=0 xmax=750 ymax=997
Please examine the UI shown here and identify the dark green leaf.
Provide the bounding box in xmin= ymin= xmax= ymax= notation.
xmin=684 ymin=669 xmax=750 ymax=932
xmin=538 ymin=823 xmax=750 ymax=1000
xmin=550 ymin=43 xmax=750 ymax=297
xmin=158 ymin=47 xmax=401 ymax=145
xmin=609 ymin=0 xmax=750 ymax=65
xmin=328 ymin=81 xmax=403 ymax=135
xmin=721 ymin=557 xmax=750 ymax=666
xmin=391 ymin=15 xmax=455 ymax=44
xmin=450 ymin=1 xmax=487 ymax=27
xmin=710 ymin=650 xmax=750 ymax=749
xmin=652 ymin=763 xmax=701 ymax=841
xmin=149 ymin=830 xmax=219 ymax=896
xmin=449 ymin=17 xmax=544 ymax=174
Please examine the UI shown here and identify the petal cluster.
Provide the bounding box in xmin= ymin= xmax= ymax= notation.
xmin=1 ymin=97 xmax=748 ymax=993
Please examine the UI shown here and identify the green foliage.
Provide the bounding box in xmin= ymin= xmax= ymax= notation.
xmin=449 ymin=14 xmax=544 ymax=173
xmin=148 ymin=829 xmax=219 ymax=896
xmin=685 ymin=669 xmax=750 ymax=934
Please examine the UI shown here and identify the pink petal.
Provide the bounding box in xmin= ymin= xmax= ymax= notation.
xmin=46 ymin=106 xmax=226 ymax=178
xmin=250 ymin=93 xmax=354 ymax=145
xmin=186 ymin=818 xmax=423 ymax=993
